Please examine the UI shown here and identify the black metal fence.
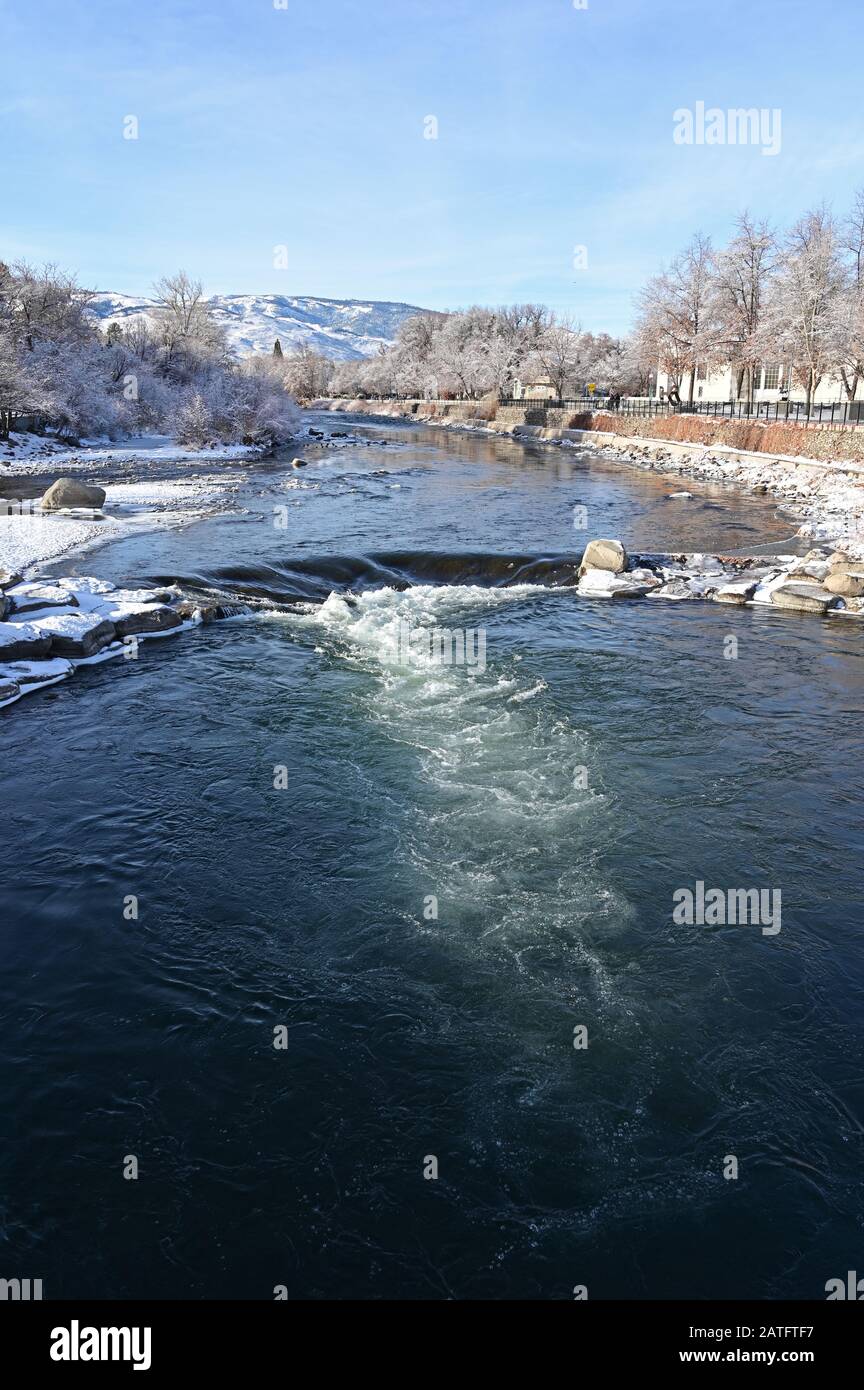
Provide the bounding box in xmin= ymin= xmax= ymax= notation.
xmin=496 ymin=397 xmax=864 ymax=426
xmin=361 ymin=395 xmax=864 ymax=428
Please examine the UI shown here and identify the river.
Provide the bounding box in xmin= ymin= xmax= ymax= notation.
xmin=1 ymin=416 xmax=862 ymax=1299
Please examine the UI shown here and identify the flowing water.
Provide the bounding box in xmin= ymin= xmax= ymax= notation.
xmin=1 ymin=417 xmax=863 ymax=1299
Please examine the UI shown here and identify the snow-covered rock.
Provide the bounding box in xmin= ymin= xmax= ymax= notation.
xmin=0 ymin=678 xmax=21 ymax=708
xmin=771 ymin=582 xmax=841 ymax=614
xmin=0 ymin=657 xmax=74 ymax=690
xmin=7 ymin=583 xmax=80 ymax=616
xmin=102 ymin=603 xmax=183 ymax=638
xmin=0 ymin=620 xmax=52 ymax=662
xmin=577 ymin=569 xmax=650 ymax=599
xmin=28 ymin=611 xmax=117 ymax=657
xmin=715 ymin=578 xmax=760 ymax=605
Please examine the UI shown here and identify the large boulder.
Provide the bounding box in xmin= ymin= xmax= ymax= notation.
xmin=824 ymin=570 xmax=864 ymax=597
xmin=0 ymin=569 xmax=22 ymax=590
xmin=0 ymin=620 xmax=53 ymax=662
xmin=771 ymin=583 xmax=841 ymax=615
xmin=54 ymin=577 xmax=118 ymax=612
xmin=30 ymin=612 xmax=117 ymax=657
xmin=579 ymin=538 xmax=628 ymax=576
xmin=41 ymin=478 xmax=107 ymax=510
xmin=104 ymin=604 xmax=183 ymax=638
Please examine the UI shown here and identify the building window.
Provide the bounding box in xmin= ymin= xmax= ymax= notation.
xmin=763 ymin=365 xmax=780 ymax=390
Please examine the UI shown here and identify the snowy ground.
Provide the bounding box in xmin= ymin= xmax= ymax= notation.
xmin=0 ymin=430 xmax=264 ymax=475
xmin=0 ymin=432 xmax=253 ymax=578
xmin=0 ymin=511 xmax=124 ymax=577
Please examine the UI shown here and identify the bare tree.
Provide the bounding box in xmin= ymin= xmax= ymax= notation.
xmin=712 ymin=214 xmax=775 ymax=407
xmin=635 ymin=233 xmax=718 ymax=403
xmin=838 ymin=188 xmax=864 ymax=402
xmin=766 ymin=207 xmax=847 ymax=414
xmin=152 ymin=271 xmax=226 ymax=365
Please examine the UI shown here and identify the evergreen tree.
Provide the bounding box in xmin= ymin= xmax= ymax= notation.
xmin=273 ymin=338 xmax=283 ymax=358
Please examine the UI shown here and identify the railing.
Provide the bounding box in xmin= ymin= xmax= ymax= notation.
xmin=358 ymin=395 xmax=864 ymax=428
xmin=499 ymin=396 xmax=864 ymax=425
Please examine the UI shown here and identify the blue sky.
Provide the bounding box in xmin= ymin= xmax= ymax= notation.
xmin=2 ymin=0 xmax=862 ymax=333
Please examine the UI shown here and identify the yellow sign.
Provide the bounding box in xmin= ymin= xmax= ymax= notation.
xmin=587 ymin=383 xmax=596 ymax=395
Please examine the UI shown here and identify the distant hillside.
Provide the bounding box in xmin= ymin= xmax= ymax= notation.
xmin=87 ymin=292 xmax=429 ymax=360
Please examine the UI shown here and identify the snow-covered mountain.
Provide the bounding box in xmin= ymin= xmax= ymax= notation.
xmin=87 ymin=292 xmax=428 ymax=360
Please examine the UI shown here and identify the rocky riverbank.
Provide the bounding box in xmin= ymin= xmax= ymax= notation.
xmin=0 ymin=571 xmax=224 ymax=710
xmin=573 ymin=537 xmax=864 ymax=614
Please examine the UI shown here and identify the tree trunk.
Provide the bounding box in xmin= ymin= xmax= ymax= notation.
xmin=735 ymin=365 xmax=745 ymax=403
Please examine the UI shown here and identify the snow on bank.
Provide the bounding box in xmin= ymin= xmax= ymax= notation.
xmin=1 ymin=433 xmax=248 ymax=579
xmin=0 ymin=511 xmax=124 ymax=577
xmin=1 ymin=431 xmax=265 ymax=477
xmin=0 ymin=476 xmax=239 ymax=579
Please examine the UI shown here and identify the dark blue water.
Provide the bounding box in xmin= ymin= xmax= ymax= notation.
xmin=1 ymin=419 xmax=862 ymax=1299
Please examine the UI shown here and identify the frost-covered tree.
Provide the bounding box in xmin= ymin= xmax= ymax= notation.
xmin=533 ymin=316 xmax=603 ymax=398
xmin=0 ymin=256 xmax=301 ymax=445
xmin=29 ymin=339 xmax=125 ymax=439
xmin=279 ymin=342 xmax=334 ymax=401
xmin=838 ymin=188 xmax=864 ymax=402
xmin=712 ymin=214 xmax=775 ymax=406
xmin=152 ymin=271 xmax=227 ymax=377
xmin=766 ymin=208 xmax=848 ymax=413
xmin=236 ymin=358 xmax=301 ymax=444
xmin=635 ymin=233 xmax=719 ymax=403
xmin=7 ymin=261 xmax=95 ymax=350
xmin=0 ymin=332 xmax=56 ymax=435
xmin=174 ymin=390 xmax=214 ymax=447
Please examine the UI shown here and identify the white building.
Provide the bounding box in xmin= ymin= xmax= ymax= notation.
xmin=655 ymin=361 xmax=863 ymax=409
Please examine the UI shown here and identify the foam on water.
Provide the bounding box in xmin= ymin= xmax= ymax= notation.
xmin=274 ymin=582 xmax=635 ymax=1014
